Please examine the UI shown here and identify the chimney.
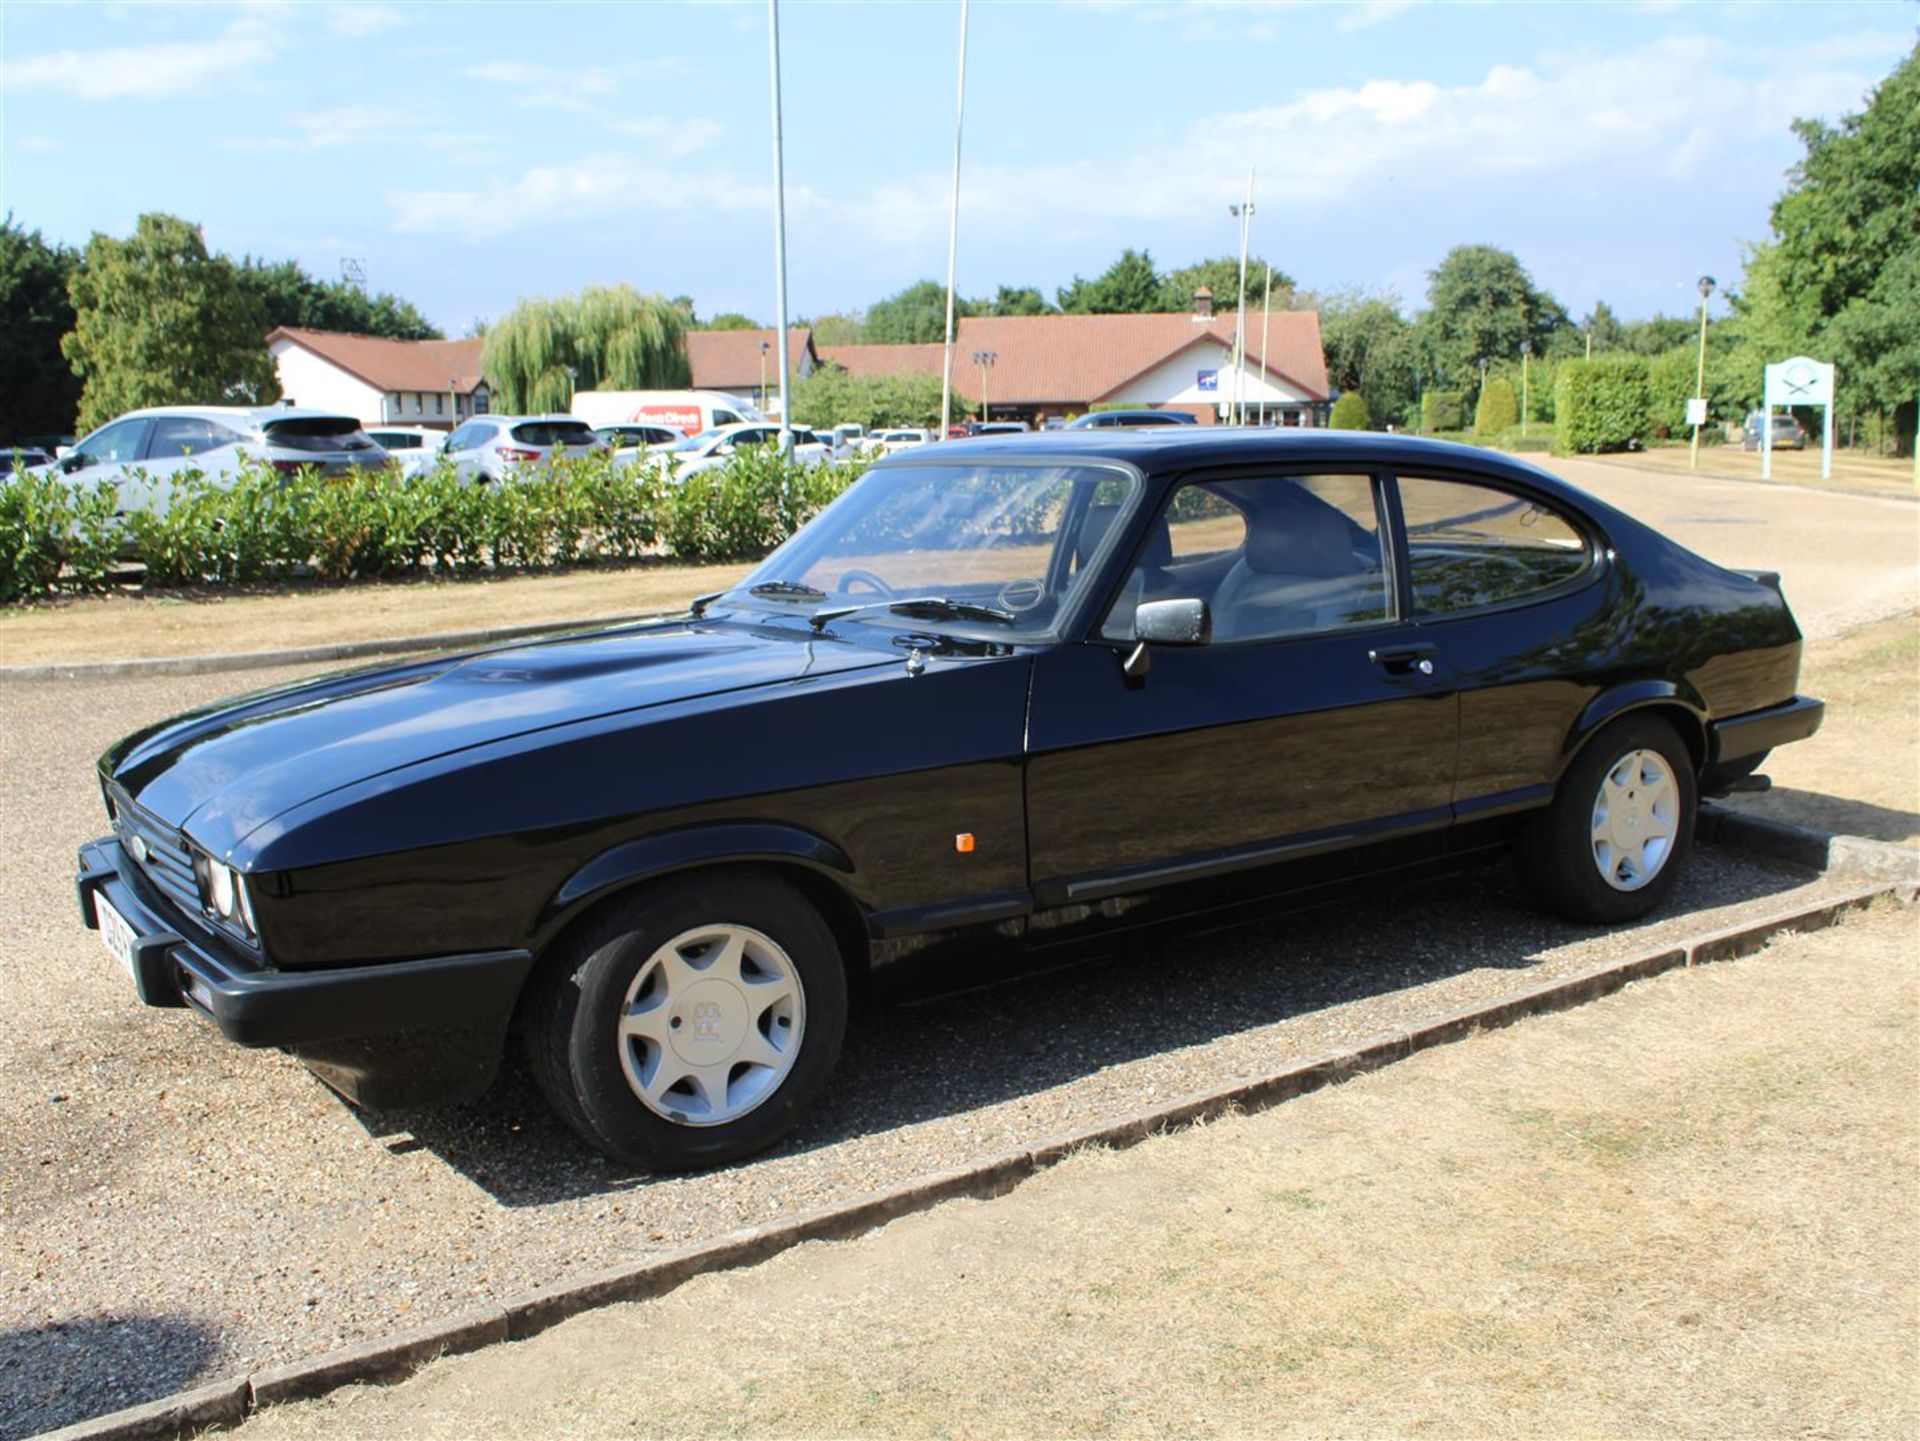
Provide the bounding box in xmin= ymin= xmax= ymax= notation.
xmin=1193 ymin=286 xmax=1214 ymax=321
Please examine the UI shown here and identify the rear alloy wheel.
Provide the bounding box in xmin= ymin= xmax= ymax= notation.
xmin=526 ymin=870 xmax=848 ymax=1171
xmin=1518 ymin=713 xmax=1698 ymax=924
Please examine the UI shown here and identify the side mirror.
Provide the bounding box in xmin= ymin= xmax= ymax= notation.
xmin=60 ymin=453 xmax=87 ymax=473
xmin=1134 ymin=597 xmax=1211 ymax=646
xmin=1122 ymin=598 xmax=1210 ymax=686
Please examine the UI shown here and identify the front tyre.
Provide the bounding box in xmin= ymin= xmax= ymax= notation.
xmin=1518 ymin=714 xmax=1698 ymax=925
xmin=526 ymin=870 xmax=848 ymax=1171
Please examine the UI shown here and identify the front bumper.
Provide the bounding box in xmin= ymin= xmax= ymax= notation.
xmin=77 ymin=837 xmax=534 ymax=1081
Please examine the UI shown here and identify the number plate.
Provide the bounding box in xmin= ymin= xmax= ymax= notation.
xmin=94 ymin=892 xmax=139 ymax=981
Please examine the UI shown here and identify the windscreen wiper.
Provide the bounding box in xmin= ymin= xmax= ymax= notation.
xmin=749 ymin=580 xmax=828 ymax=601
xmin=809 ymin=596 xmax=1018 ymax=632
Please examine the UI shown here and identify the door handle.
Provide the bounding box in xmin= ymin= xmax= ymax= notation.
xmin=1368 ymin=643 xmax=1437 ymax=677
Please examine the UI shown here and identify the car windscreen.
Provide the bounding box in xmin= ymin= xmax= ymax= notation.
xmin=510 ymin=421 xmax=598 ymax=447
xmin=264 ymin=418 xmax=381 ymax=452
xmin=733 ymin=462 xmax=1138 ymax=638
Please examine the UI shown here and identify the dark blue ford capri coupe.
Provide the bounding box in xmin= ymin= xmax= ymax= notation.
xmin=78 ymin=430 xmax=1823 ymax=1169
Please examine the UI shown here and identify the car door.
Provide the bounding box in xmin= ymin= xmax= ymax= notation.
xmin=1023 ymin=467 xmax=1459 ymax=936
xmin=130 ymin=415 xmax=245 ymax=511
xmin=60 ymin=418 xmax=153 ymax=512
xmin=1387 ymin=469 xmax=1609 ymax=827
xmin=443 ymin=422 xmax=489 ymax=482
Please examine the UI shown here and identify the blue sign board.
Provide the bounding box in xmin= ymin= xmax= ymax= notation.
xmin=1197 ymin=369 xmax=1218 ymax=393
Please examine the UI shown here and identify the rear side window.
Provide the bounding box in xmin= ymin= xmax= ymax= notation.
xmin=146 ymin=416 xmax=242 ymax=458
xmin=264 ymin=418 xmax=379 ymax=453
xmin=510 ymin=421 xmax=597 ymax=447
xmin=1396 ymin=475 xmax=1591 ymax=615
xmin=712 ymin=410 xmax=742 ymax=427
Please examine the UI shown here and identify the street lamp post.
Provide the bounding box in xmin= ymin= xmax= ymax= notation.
xmin=767 ymin=0 xmax=794 ymax=451
xmin=759 ymin=339 xmax=771 ymax=407
xmin=938 ymin=0 xmax=971 ymax=440
xmin=1520 ymin=341 xmax=1531 ymax=440
xmin=1228 ymin=169 xmax=1254 ymax=427
xmin=971 ymin=349 xmax=996 ymax=423
xmin=1689 ymin=274 xmax=1715 ymax=471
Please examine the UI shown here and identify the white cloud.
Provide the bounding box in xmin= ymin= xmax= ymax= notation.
xmin=326 ymin=4 xmax=406 ymax=37
xmin=1336 ymin=0 xmax=1422 ymax=31
xmin=387 ymin=153 xmax=788 ymax=239
xmin=463 ymin=61 xmax=620 ymax=96
xmin=835 ymin=30 xmax=1912 ymax=247
xmin=605 ymin=117 xmax=727 ymax=158
xmin=222 ymin=103 xmax=486 ymax=152
xmin=2 ymin=15 xmax=282 ymax=100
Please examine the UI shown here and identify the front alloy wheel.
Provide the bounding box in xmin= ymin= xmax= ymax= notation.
xmin=526 ymin=870 xmax=848 ymax=1171
xmin=1589 ymin=748 xmax=1681 ymax=891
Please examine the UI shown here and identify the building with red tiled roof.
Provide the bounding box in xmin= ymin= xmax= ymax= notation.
xmin=819 ymin=302 xmax=1329 ymax=427
xmin=685 ymin=328 xmax=818 ymax=411
xmin=268 ymin=327 xmax=491 ymax=431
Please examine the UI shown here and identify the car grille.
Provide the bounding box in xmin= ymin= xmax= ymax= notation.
xmin=109 ymin=787 xmax=203 ymax=920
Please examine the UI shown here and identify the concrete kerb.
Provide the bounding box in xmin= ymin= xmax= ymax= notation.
xmin=1698 ymin=803 xmax=1920 ymax=890
xmin=37 ymin=876 xmax=1907 ymax=1440
xmin=0 ymin=611 xmax=666 ymax=683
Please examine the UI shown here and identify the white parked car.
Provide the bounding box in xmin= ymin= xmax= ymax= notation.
xmin=593 ymin=423 xmax=684 ymax=472
xmin=38 ymin=406 xmax=390 ymax=514
xmin=440 ymin=415 xmax=607 ymax=484
xmin=865 ymin=428 xmax=932 ymax=455
xmin=667 ymin=423 xmax=828 ymax=478
xmin=365 ymin=426 xmax=449 ymax=479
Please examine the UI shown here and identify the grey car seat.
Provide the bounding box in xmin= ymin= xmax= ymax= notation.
xmin=1210 ymin=502 xmax=1383 ymax=641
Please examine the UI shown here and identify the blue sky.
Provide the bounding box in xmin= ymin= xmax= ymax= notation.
xmin=3 ymin=1 xmax=1912 ymax=335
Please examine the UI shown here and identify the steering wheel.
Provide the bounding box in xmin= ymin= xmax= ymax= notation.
xmin=837 ymin=568 xmax=895 ymax=597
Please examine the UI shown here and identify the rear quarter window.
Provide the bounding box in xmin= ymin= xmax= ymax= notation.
xmin=1396 ymin=474 xmax=1592 ymax=615
xmin=511 ymin=421 xmax=597 ymax=447
xmin=265 ymin=418 xmax=380 ymax=453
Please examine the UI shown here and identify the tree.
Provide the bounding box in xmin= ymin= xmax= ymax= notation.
xmin=788 ymin=364 xmax=969 ymax=431
xmin=1581 ymin=301 xmax=1626 ymax=354
xmin=1159 ymin=256 xmax=1294 ymax=315
xmin=1057 ymin=248 xmax=1163 ymax=314
xmin=484 ymin=285 xmax=692 ymax=413
xmin=701 ymin=312 xmax=763 ymax=331
xmin=1770 ymin=43 xmax=1919 ymax=451
xmin=235 ymin=258 xmax=440 ymax=340
xmin=982 ymin=285 xmax=1053 ymax=317
xmin=1621 ymin=314 xmax=1694 ymax=356
xmin=0 ymin=215 xmax=82 ymax=439
xmin=864 ymin=280 xmax=969 ymax=344
xmin=1419 ymin=245 xmax=1569 ymax=399
xmin=1328 ymin=392 xmax=1371 ymax=430
xmin=63 ymin=213 xmax=277 ymax=434
xmin=1316 ymin=289 xmax=1421 ymax=428
xmin=806 ymin=311 xmax=864 ymax=345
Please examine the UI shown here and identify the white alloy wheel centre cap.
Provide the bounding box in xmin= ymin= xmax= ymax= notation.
xmin=669 ymin=978 xmax=751 ymax=1067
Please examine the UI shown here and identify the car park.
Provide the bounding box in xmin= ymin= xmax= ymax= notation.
xmin=76 ymin=429 xmax=1823 ymax=1172
xmin=441 ymin=415 xmax=607 ymax=484
xmin=365 ymin=426 xmax=449 ymax=479
xmin=1742 ymin=411 xmax=1808 ymax=451
xmin=36 ymin=406 xmax=390 ymax=514
xmin=569 ymin=389 xmax=765 ymax=438
xmin=593 ymin=423 xmax=684 ymax=472
xmin=865 ymin=427 xmax=932 ymax=454
xmin=1066 ymin=408 xmax=1199 ymax=429
xmin=6 ymin=444 xmax=57 ymax=471
xmin=666 ymin=422 xmax=827 ymax=478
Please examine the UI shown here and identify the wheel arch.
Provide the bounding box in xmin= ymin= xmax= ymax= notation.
xmin=521 ymin=825 xmax=874 ymax=1013
xmin=1562 ymin=682 xmax=1709 ymax=778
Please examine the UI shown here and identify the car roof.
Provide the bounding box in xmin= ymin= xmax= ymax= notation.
xmin=886 ymin=426 xmax=1573 ymax=489
xmin=116 ymin=405 xmax=361 ymax=427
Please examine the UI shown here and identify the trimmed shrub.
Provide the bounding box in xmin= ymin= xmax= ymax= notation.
xmin=1328 ymin=392 xmax=1371 ymax=430
xmin=1420 ymin=389 xmax=1466 ymax=432
xmin=1554 ymin=356 xmax=1652 ymax=454
xmin=1473 ymin=377 xmax=1519 ymax=438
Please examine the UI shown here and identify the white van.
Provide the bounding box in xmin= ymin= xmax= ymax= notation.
xmin=569 ymin=389 xmax=765 ymax=438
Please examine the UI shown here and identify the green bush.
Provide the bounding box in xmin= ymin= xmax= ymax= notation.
xmin=2 ymin=445 xmax=877 ymax=604
xmin=1473 ymin=377 xmax=1519 ymax=438
xmin=1328 ymin=392 xmax=1371 ymax=430
xmin=1554 ymin=356 xmax=1652 ymax=454
xmin=1421 ymin=389 xmax=1466 ymax=432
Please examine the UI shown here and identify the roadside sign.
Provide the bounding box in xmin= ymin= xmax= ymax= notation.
xmin=1761 ymin=357 xmax=1836 ymax=480
xmin=1685 ymin=397 xmax=1708 ymax=427
xmin=1197 ymin=370 xmax=1218 ymax=393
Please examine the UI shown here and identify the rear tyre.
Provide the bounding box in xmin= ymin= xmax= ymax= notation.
xmin=525 ymin=869 xmax=848 ymax=1171
xmin=1517 ymin=714 xmax=1697 ymax=925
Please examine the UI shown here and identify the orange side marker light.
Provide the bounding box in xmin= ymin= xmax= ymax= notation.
xmin=954 ymin=833 xmax=976 ymax=854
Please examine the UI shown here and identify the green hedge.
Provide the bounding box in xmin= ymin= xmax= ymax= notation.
xmin=1472 ymin=377 xmax=1519 ymax=438
xmin=1554 ymin=356 xmax=1652 ymax=454
xmin=1328 ymin=392 xmax=1371 ymax=430
xmin=1421 ymin=389 xmax=1466 ymax=432
xmin=1 ymin=448 xmax=872 ymax=604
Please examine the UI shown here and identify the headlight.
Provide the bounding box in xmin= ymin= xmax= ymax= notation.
xmin=193 ymin=851 xmax=257 ymax=937
xmin=209 ymin=862 xmax=236 ymax=918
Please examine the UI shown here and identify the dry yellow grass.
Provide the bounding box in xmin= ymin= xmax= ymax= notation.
xmin=1593 ymin=443 xmax=1918 ymax=498
xmin=1720 ymin=610 xmax=1920 ymax=845
xmin=242 ymin=902 xmax=1919 ymax=1440
xmin=0 ymin=561 xmax=753 ymax=667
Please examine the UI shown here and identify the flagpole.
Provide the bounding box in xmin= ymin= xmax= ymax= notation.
xmin=1259 ymin=263 xmax=1271 ymax=428
xmin=767 ymin=0 xmax=793 ymax=452
xmin=939 ymin=0 xmax=970 ymax=439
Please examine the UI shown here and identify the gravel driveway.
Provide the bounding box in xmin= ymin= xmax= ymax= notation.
xmin=0 ymin=659 xmax=1857 ymax=1440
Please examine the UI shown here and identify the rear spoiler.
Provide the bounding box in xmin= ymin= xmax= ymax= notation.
xmin=1734 ymin=568 xmax=1783 ymax=595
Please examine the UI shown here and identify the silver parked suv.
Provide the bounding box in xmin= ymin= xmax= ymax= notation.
xmin=440 ymin=415 xmax=607 ymax=483
xmin=37 ymin=406 xmax=390 ymax=516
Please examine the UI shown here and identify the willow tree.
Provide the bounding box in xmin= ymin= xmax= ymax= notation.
xmin=483 ymin=284 xmax=692 ymax=413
